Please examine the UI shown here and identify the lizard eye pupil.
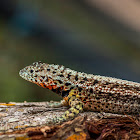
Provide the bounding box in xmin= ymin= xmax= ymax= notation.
xmin=30 ymin=70 xmax=34 ymax=73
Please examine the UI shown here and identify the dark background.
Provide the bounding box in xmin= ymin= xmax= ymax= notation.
xmin=0 ymin=0 xmax=140 ymax=102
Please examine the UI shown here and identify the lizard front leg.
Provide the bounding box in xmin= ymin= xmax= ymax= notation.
xmin=51 ymin=90 xmax=84 ymax=124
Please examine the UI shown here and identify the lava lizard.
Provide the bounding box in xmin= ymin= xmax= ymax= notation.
xmin=19 ymin=62 xmax=140 ymax=124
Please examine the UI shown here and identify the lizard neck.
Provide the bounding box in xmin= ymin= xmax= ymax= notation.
xmin=36 ymin=76 xmax=74 ymax=97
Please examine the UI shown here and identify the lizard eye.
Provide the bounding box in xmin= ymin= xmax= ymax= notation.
xmin=30 ymin=70 xmax=34 ymax=73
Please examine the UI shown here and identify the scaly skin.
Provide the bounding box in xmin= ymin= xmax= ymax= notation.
xmin=19 ymin=62 xmax=140 ymax=123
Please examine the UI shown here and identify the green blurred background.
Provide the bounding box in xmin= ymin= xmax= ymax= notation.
xmin=0 ymin=0 xmax=140 ymax=102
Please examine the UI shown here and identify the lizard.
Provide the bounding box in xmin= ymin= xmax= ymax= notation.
xmin=19 ymin=61 xmax=140 ymax=124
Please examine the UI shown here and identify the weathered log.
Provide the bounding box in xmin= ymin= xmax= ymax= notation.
xmin=0 ymin=102 xmax=139 ymax=139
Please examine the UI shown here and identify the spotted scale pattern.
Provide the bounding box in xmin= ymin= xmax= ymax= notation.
xmin=19 ymin=62 xmax=140 ymax=123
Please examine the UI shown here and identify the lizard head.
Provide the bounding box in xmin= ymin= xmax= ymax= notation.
xmin=19 ymin=61 xmax=72 ymax=91
xmin=19 ymin=61 xmax=46 ymax=83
